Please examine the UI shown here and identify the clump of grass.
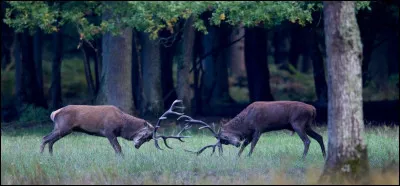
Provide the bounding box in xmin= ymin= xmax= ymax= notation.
xmin=1 ymin=124 xmax=398 ymax=185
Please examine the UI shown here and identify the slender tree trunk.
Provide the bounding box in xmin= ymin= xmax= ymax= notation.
xmin=50 ymin=28 xmax=63 ymax=110
xmin=201 ymin=25 xmax=233 ymax=105
xmin=81 ymin=44 xmax=95 ymax=97
xmin=132 ymin=30 xmax=143 ymax=116
xmin=33 ymin=29 xmax=47 ymax=108
xmin=140 ymin=32 xmax=163 ymax=116
xmin=244 ymin=27 xmax=274 ymax=102
xmin=193 ymin=31 xmax=203 ymax=115
xmin=200 ymin=26 xmax=218 ymax=104
xmin=273 ymin=24 xmax=290 ymax=65
xmin=320 ymin=1 xmax=369 ymax=184
xmin=94 ymin=38 xmax=101 ymax=93
xmin=177 ymin=16 xmax=195 ymax=115
xmin=1 ymin=1 xmax=13 ymax=70
xmin=212 ymin=24 xmax=234 ymax=104
xmin=310 ymin=28 xmax=328 ymax=104
xmin=97 ymin=28 xmax=134 ymax=114
xmin=160 ymin=30 xmax=178 ymax=109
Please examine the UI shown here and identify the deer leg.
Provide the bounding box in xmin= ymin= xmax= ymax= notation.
xmin=106 ymin=134 xmax=123 ymax=156
xmin=238 ymin=138 xmax=250 ymax=157
xmin=248 ymin=131 xmax=261 ymax=157
xmin=40 ymin=131 xmax=57 ymax=153
xmin=306 ymin=128 xmax=326 ymax=158
xmin=292 ymin=123 xmax=311 ymax=159
xmin=48 ymin=130 xmax=72 ymax=155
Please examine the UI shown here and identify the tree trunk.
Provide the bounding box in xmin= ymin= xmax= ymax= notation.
xmin=201 ymin=25 xmax=233 ymax=105
xmin=227 ymin=25 xmax=246 ymax=78
xmin=177 ymin=16 xmax=195 ymax=115
xmin=132 ymin=30 xmax=143 ymax=116
xmin=50 ymin=28 xmax=63 ymax=110
xmin=272 ymin=24 xmax=290 ymax=65
xmin=97 ymin=28 xmax=134 ymax=115
xmin=1 ymin=1 xmax=13 ymax=70
xmin=33 ymin=29 xmax=47 ymax=108
xmin=81 ymin=44 xmax=95 ymax=97
xmin=140 ymin=32 xmax=163 ymax=116
xmin=310 ymin=28 xmax=328 ymax=104
xmin=15 ymin=29 xmax=46 ymax=113
xmin=160 ymin=30 xmax=178 ymax=109
xmin=212 ymin=24 xmax=234 ymax=104
xmin=320 ymin=1 xmax=369 ymax=184
xmin=244 ymin=27 xmax=274 ymax=102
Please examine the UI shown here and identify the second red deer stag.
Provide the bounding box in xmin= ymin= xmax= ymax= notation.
xmin=179 ymin=101 xmax=326 ymax=159
xmin=40 ymin=100 xmax=190 ymax=155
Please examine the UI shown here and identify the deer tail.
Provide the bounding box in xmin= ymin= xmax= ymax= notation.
xmin=312 ymin=107 xmax=317 ymax=126
xmin=50 ymin=108 xmax=63 ymax=122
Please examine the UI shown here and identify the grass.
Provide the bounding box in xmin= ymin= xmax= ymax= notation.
xmin=1 ymin=124 xmax=398 ymax=185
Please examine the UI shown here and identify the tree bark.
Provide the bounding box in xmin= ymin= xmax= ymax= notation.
xmin=50 ymin=28 xmax=63 ymax=110
xmin=177 ymin=16 xmax=195 ymax=115
xmin=140 ymin=32 xmax=163 ymax=116
xmin=244 ymin=27 xmax=274 ymax=102
xmin=320 ymin=1 xmax=369 ymax=184
xmin=97 ymin=28 xmax=134 ymax=115
xmin=227 ymin=25 xmax=246 ymax=78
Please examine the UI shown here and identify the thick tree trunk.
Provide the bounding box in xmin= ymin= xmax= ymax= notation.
xmin=97 ymin=28 xmax=134 ymax=115
xmin=160 ymin=30 xmax=178 ymax=109
xmin=50 ymin=29 xmax=63 ymax=110
xmin=227 ymin=25 xmax=246 ymax=78
xmin=321 ymin=1 xmax=369 ymax=184
xmin=140 ymin=32 xmax=163 ymax=116
xmin=244 ymin=27 xmax=274 ymax=102
xmin=176 ymin=16 xmax=195 ymax=115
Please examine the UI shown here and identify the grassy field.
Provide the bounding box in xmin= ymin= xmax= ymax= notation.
xmin=1 ymin=123 xmax=399 ymax=185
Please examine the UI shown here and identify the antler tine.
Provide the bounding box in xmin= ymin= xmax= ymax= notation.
xmin=177 ymin=115 xmax=218 ymax=137
xmin=153 ymin=100 xmax=191 ymax=150
xmin=184 ymin=140 xmax=221 ymax=156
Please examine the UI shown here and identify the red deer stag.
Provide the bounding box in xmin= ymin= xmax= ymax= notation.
xmin=179 ymin=101 xmax=326 ymax=159
xmin=40 ymin=100 xmax=190 ymax=155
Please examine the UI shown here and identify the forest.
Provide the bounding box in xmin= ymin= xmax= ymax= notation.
xmin=1 ymin=1 xmax=399 ymax=185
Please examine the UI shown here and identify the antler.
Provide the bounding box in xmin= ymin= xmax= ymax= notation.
xmin=153 ymin=100 xmax=191 ymax=150
xmin=177 ymin=115 xmax=223 ymax=156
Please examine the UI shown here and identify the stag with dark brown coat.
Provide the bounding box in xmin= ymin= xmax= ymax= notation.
xmin=180 ymin=101 xmax=326 ymax=159
xmin=40 ymin=100 xmax=190 ymax=156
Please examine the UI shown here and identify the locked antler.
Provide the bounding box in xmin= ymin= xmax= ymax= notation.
xmin=177 ymin=115 xmax=223 ymax=156
xmin=152 ymin=100 xmax=191 ymax=150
